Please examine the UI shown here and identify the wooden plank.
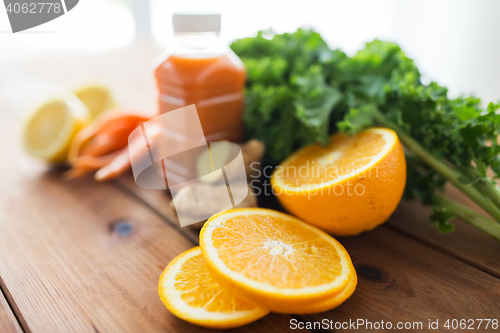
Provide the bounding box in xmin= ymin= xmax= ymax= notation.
xmin=0 ymin=121 xmax=296 ymax=333
xmin=298 ymin=227 xmax=500 ymax=332
xmin=387 ymin=186 xmax=500 ymax=278
xmin=0 ymin=288 xmax=23 ymax=333
xmin=115 ymin=175 xmax=183 ymax=229
xmin=118 ymin=177 xmax=500 ymax=331
xmin=119 ymin=171 xmax=500 ymax=278
xmin=0 ymin=49 xmax=298 ymax=333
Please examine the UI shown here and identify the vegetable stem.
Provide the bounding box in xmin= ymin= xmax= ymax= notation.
xmin=373 ymin=110 xmax=500 ymax=223
xmin=436 ymin=195 xmax=500 ymax=241
xmin=479 ymin=181 xmax=500 ymax=210
xmin=463 ymin=165 xmax=500 ymax=210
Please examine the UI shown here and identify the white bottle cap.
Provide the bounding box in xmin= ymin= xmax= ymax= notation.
xmin=172 ymin=12 xmax=221 ymax=33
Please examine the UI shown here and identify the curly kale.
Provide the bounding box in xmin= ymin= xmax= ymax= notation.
xmin=231 ymin=29 xmax=500 ymax=240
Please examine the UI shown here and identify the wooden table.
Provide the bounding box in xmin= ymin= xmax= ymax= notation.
xmin=1 ymin=45 xmax=499 ymax=333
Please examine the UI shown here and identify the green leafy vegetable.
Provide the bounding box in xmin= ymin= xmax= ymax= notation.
xmin=231 ymin=29 xmax=500 ymax=240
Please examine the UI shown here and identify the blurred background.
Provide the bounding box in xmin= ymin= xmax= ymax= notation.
xmin=1 ymin=0 xmax=500 ymax=106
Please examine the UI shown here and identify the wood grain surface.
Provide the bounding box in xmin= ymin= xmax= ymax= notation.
xmin=121 ymin=176 xmax=500 ymax=332
xmin=299 ymin=227 xmax=500 ymax=332
xmin=0 ymin=52 xmax=297 ymax=332
xmin=0 ymin=121 xmax=297 ymax=333
xmin=0 ymin=288 xmax=23 ymax=333
xmin=0 ymin=45 xmax=499 ymax=333
xmin=388 ymin=187 xmax=500 ymax=278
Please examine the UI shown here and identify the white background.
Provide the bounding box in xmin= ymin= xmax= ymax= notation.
xmin=1 ymin=0 xmax=500 ymax=103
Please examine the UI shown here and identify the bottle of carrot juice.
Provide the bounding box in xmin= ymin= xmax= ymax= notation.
xmin=154 ymin=13 xmax=246 ymax=143
xmin=153 ymin=13 xmax=246 ymax=183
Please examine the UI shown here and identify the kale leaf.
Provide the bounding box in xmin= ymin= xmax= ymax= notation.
xmin=231 ymin=29 xmax=500 ymax=239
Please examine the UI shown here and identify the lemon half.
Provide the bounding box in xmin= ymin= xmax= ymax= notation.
xmin=73 ymin=84 xmax=115 ymax=120
xmin=22 ymin=94 xmax=90 ymax=162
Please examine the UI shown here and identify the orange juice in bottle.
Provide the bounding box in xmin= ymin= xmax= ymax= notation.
xmin=153 ymin=13 xmax=246 ymax=182
xmin=154 ymin=13 xmax=246 ymax=143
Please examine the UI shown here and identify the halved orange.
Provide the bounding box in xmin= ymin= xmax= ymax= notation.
xmin=158 ymin=247 xmax=268 ymax=329
xmin=271 ymin=127 xmax=406 ymax=236
xmin=199 ymin=208 xmax=356 ymax=313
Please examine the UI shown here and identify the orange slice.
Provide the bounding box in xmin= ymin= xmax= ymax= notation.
xmin=199 ymin=208 xmax=356 ymax=313
xmin=297 ymin=275 xmax=357 ymax=314
xmin=158 ymin=247 xmax=268 ymax=329
xmin=271 ymin=127 xmax=406 ymax=236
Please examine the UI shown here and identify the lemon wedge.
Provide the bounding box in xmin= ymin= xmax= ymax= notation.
xmin=22 ymin=94 xmax=90 ymax=162
xmin=73 ymin=84 xmax=115 ymax=119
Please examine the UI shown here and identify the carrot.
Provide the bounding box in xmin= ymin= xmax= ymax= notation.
xmin=68 ymin=108 xmax=152 ymax=162
xmin=94 ymin=120 xmax=164 ymax=181
xmin=94 ymin=133 xmax=149 ymax=181
xmin=66 ymin=108 xmax=156 ymax=180
xmin=79 ymin=131 xmax=127 ymax=157
xmin=73 ymin=151 xmax=122 ymax=169
xmin=94 ymin=148 xmax=130 ymax=181
xmin=63 ymin=151 xmax=122 ymax=180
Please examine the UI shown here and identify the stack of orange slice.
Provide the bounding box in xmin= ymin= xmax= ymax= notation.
xmin=159 ymin=208 xmax=357 ymax=328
